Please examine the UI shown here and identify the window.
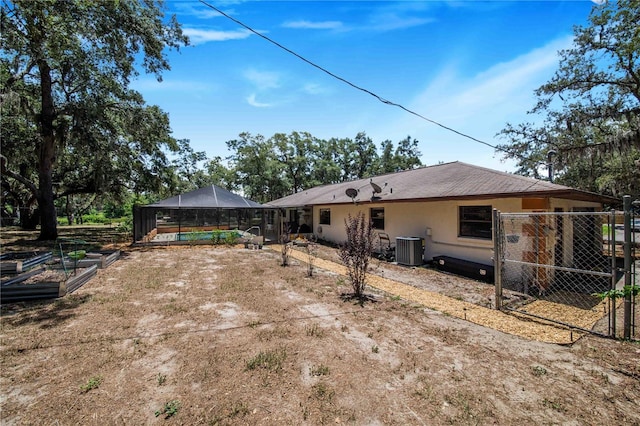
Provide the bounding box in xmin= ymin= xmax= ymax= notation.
xmin=459 ymin=205 xmax=492 ymax=239
xmin=370 ymin=208 xmax=385 ymax=229
xmin=319 ymin=208 xmax=331 ymax=225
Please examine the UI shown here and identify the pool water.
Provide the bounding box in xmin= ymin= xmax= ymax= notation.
xmin=176 ymin=230 xmax=242 ymax=241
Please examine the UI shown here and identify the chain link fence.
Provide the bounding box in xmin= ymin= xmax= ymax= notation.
xmin=494 ymin=205 xmax=637 ymax=339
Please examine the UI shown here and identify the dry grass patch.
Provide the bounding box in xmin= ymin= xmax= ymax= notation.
xmin=0 ymin=244 xmax=638 ymax=425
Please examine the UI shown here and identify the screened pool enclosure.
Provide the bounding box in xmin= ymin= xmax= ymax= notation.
xmin=133 ymin=185 xmax=281 ymax=245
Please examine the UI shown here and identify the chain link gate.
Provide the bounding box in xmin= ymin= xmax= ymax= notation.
xmin=494 ymin=206 xmax=637 ymax=339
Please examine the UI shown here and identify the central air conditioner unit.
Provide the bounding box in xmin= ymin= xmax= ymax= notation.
xmin=395 ymin=237 xmax=423 ymax=266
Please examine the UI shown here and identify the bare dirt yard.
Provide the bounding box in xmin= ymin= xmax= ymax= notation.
xmin=1 ymin=239 xmax=639 ymax=425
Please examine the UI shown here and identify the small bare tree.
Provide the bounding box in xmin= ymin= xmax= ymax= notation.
xmin=305 ymin=236 xmax=318 ymax=277
xmin=339 ymin=212 xmax=375 ymax=299
xmin=280 ymin=224 xmax=292 ymax=266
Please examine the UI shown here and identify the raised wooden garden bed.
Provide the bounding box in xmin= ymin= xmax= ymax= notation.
xmin=1 ymin=264 xmax=98 ymax=304
xmin=0 ymin=251 xmax=53 ymax=275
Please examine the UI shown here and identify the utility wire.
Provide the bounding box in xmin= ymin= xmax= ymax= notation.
xmin=198 ymin=0 xmax=513 ymax=156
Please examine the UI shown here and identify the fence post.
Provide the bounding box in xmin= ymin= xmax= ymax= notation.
xmin=610 ymin=209 xmax=617 ymax=337
xmin=623 ymin=195 xmax=632 ymax=340
xmin=493 ymin=209 xmax=502 ymax=310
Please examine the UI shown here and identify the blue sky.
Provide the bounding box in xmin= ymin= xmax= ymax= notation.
xmin=133 ymin=0 xmax=597 ymax=173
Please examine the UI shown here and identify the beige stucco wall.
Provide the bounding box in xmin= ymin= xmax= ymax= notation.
xmin=312 ymin=197 xmax=603 ymax=266
xmin=548 ymin=199 xmax=601 ymax=269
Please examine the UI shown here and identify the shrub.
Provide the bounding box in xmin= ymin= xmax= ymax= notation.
xmin=210 ymin=229 xmax=222 ymax=244
xmin=155 ymin=400 xmax=180 ymax=418
xmin=116 ymin=217 xmax=133 ymax=239
xmin=186 ymin=229 xmax=200 ymax=246
xmin=224 ymin=231 xmax=239 ymax=246
xmin=339 ymin=212 xmax=375 ymax=299
xmin=81 ymin=212 xmax=110 ymax=224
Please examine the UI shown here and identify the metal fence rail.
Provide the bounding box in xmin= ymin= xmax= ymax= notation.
xmin=494 ymin=203 xmax=637 ymax=339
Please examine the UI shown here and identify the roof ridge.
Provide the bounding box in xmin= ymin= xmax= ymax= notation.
xmin=211 ymin=185 xmax=218 ymax=206
xmin=335 ymin=161 xmax=460 ymax=186
xmin=453 ymin=161 xmax=569 ymax=189
xmin=266 ymin=160 xmax=616 ymax=207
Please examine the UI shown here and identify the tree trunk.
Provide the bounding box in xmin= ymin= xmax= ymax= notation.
xmin=66 ymin=195 xmax=73 ymax=226
xmin=20 ymin=206 xmax=40 ymax=230
xmin=37 ymin=60 xmax=58 ymax=240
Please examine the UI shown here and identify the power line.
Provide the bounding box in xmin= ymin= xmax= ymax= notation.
xmin=198 ymin=0 xmax=512 ymax=156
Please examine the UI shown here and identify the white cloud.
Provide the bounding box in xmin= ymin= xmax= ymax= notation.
xmin=361 ymin=36 xmax=574 ymax=168
xmin=282 ymin=20 xmax=344 ymax=30
xmin=409 ymin=36 xmax=573 ymax=125
xmin=174 ymin=1 xmax=250 ymax=20
xmin=243 ymin=69 xmax=282 ymax=90
xmin=364 ymin=2 xmax=434 ymax=31
xmin=247 ymin=94 xmax=272 ymax=108
xmin=183 ymin=28 xmax=253 ymax=45
xmin=174 ymin=3 xmax=225 ymax=20
xmin=368 ymin=15 xmax=433 ymax=31
xmin=302 ymin=83 xmax=329 ymax=95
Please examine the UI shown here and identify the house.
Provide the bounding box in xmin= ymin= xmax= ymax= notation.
xmin=266 ymin=161 xmax=618 ymax=268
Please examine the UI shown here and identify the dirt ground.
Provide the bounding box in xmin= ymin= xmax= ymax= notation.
xmin=1 ymin=240 xmax=639 ymax=425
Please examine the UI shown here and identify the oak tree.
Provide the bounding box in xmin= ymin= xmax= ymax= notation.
xmin=497 ymin=0 xmax=640 ymax=198
xmin=1 ymin=0 xmax=187 ymax=238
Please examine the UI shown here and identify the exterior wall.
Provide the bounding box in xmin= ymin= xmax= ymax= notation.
xmin=312 ymin=197 xmax=603 ymax=266
xmin=548 ymin=199 xmax=601 ymax=268
xmin=313 ymin=203 xmax=361 ymax=243
xmin=500 ymin=198 xmax=603 ymax=288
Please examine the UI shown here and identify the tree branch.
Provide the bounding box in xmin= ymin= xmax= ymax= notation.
xmin=0 ymin=154 xmax=37 ymax=195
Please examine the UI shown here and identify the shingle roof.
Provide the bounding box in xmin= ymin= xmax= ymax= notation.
xmin=146 ymin=185 xmax=265 ymax=209
xmin=266 ymin=161 xmax=616 ymax=207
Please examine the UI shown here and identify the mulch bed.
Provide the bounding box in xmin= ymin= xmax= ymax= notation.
xmin=282 ymin=245 xmax=606 ymax=344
